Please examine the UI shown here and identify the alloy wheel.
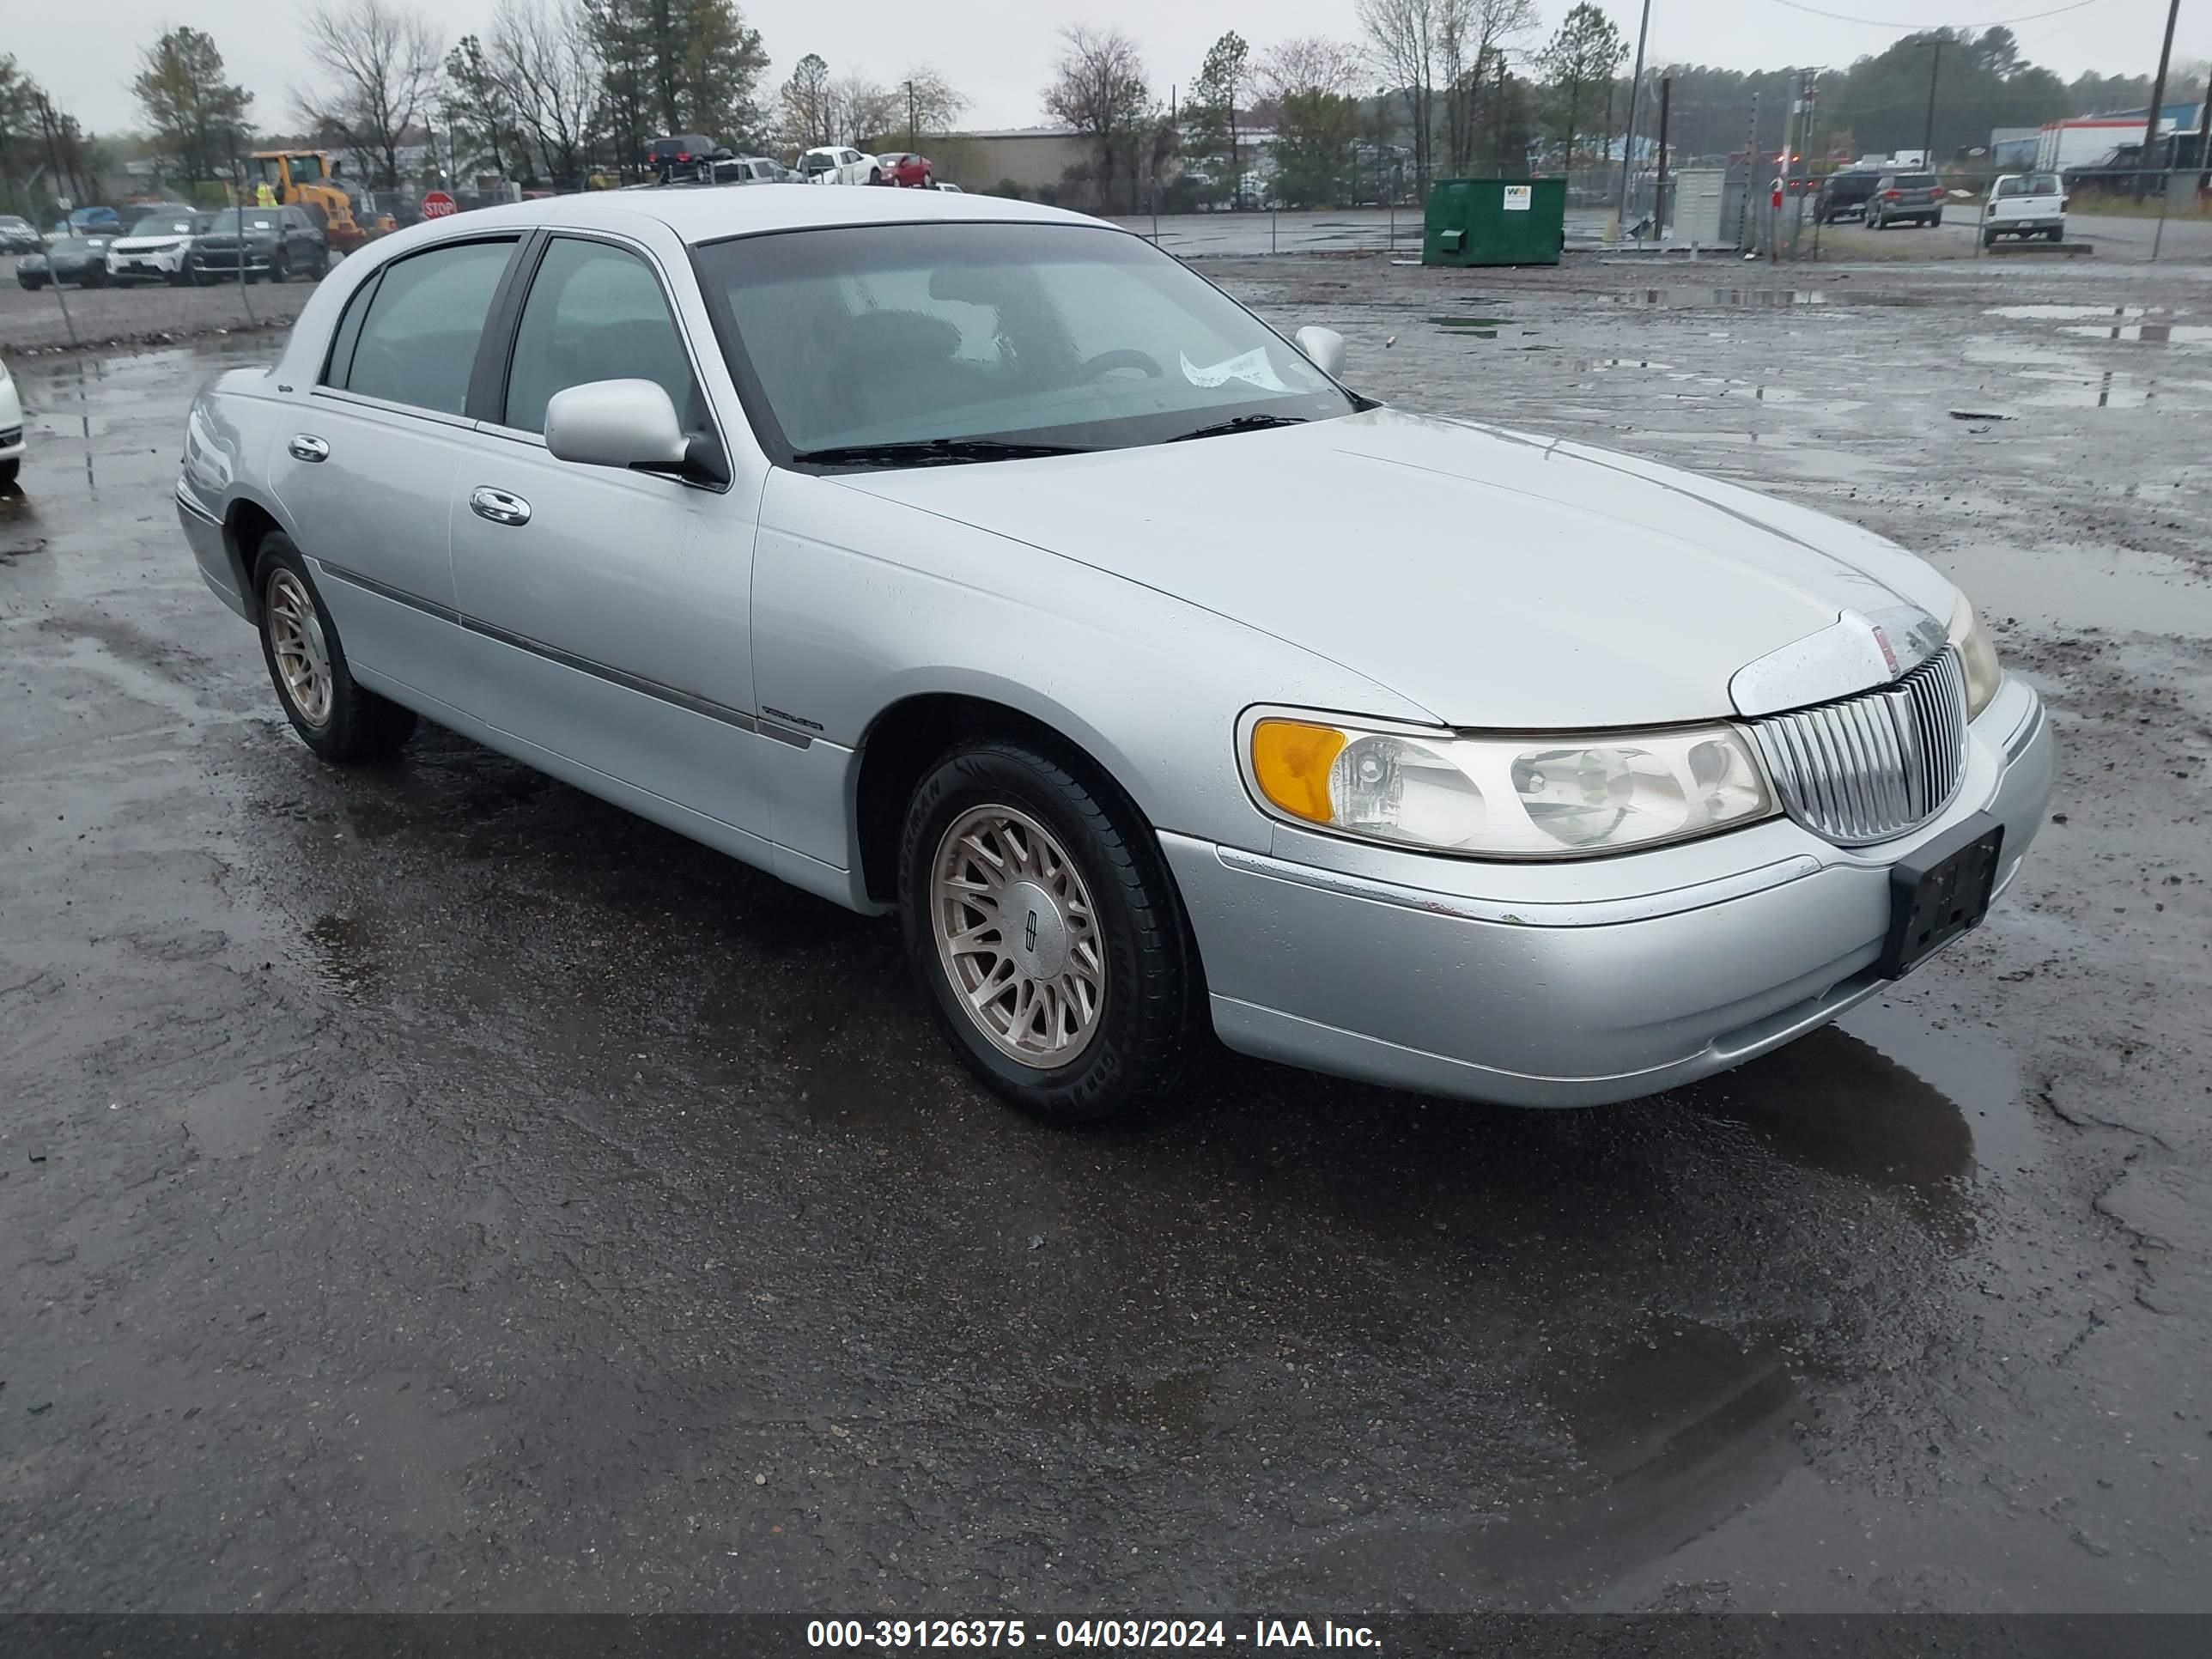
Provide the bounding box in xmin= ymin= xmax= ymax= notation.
xmin=931 ymin=804 xmax=1108 ymax=1068
xmin=264 ymin=568 xmax=333 ymax=726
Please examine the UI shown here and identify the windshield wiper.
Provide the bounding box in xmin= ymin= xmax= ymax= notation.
xmin=1166 ymin=414 xmax=1311 ymax=444
xmin=792 ymin=438 xmax=1093 ymax=468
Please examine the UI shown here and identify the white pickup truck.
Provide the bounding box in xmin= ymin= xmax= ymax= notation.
xmin=1984 ymin=172 xmax=2066 ymax=246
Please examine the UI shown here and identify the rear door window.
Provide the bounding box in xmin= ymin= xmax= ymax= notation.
xmin=332 ymin=239 xmax=519 ymax=415
xmin=500 ymin=235 xmax=701 ymax=435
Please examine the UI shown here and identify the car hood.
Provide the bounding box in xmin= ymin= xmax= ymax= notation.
xmin=831 ymin=408 xmax=1958 ymax=727
xmin=112 ymin=234 xmax=192 ymax=251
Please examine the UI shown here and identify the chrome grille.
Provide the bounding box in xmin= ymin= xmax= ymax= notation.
xmin=1745 ymin=646 xmax=1968 ymax=845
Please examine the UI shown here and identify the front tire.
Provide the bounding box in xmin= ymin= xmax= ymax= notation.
xmin=270 ymin=252 xmax=290 ymax=284
xmin=253 ymin=535 xmax=416 ymax=763
xmin=898 ymin=737 xmax=1206 ymax=1124
xmin=0 ymin=458 xmax=19 ymax=489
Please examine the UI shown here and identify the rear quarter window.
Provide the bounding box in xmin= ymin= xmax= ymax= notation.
xmin=326 ymin=238 xmax=519 ymax=415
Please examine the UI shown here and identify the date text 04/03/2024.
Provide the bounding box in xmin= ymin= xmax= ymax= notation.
xmin=805 ymin=1618 xmax=1381 ymax=1648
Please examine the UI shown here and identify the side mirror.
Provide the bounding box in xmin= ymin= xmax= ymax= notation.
xmin=544 ymin=379 xmax=690 ymax=471
xmin=1294 ymin=325 xmax=1346 ymax=379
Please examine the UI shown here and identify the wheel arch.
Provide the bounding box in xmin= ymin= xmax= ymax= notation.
xmin=221 ymin=490 xmax=295 ymax=620
xmin=850 ymin=688 xmax=1156 ymax=908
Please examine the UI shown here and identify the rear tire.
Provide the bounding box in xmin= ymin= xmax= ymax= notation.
xmin=253 ymin=535 xmax=417 ymax=763
xmin=897 ymin=736 xmax=1207 ymax=1125
xmin=2047 ymin=226 xmax=2063 ymax=242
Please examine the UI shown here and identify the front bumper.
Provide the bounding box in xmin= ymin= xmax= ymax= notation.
xmin=1164 ymin=676 xmax=2053 ymax=1107
xmin=109 ymin=248 xmax=188 ymax=278
xmin=189 ymin=249 xmax=273 ymax=276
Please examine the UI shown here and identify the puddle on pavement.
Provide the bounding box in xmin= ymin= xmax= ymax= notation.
xmin=1429 ymin=314 xmax=1510 ymax=330
xmin=2058 ymin=322 xmax=2212 ymax=346
xmin=1691 ymin=999 xmax=2033 ymax=1188
xmin=304 ymin=912 xmax=384 ymax=997
xmin=1984 ymin=304 xmax=2153 ymax=320
xmin=1605 ymin=289 xmax=1845 ymax=308
xmin=1935 ymin=541 xmax=2212 ymax=638
xmin=2019 ymin=368 xmax=2212 ymax=410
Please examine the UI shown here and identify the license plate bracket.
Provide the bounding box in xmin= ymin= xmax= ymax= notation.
xmin=1879 ymin=812 xmax=2004 ymax=978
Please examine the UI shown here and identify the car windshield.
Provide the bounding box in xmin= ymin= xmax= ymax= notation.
xmin=1896 ymin=173 xmax=1938 ymax=189
xmin=696 ymin=222 xmax=1355 ymax=465
xmin=1997 ymin=173 xmax=2061 ymax=197
xmin=206 ymin=210 xmax=279 ymax=234
xmin=131 ymin=215 xmax=199 ymax=235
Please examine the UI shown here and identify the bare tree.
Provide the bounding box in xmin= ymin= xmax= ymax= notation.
xmin=489 ymin=0 xmax=599 ymax=186
xmin=1256 ymin=38 xmax=1365 ymax=105
xmin=1440 ymin=0 xmax=1538 ymax=173
xmin=890 ymin=65 xmax=969 ymax=150
xmin=296 ymin=0 xmax=444 ymax=190
xmin=1043 ymin=25 xmax=1154 ymax=210
xmin=1357 ymin=0 xmax=1443 ymax=181
xmin=830 ymin=71 xmax=898 ymax=148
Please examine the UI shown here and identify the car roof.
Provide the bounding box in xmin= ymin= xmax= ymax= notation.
xmin=377 ymin=182 xmax=1097 ymax=249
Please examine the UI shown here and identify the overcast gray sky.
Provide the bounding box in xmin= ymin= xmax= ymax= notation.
xmin=22 ymin=0 xmax=2212 ymax=139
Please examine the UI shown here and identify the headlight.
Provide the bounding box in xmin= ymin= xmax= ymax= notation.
xmin=1948 ymin=589 xmax=2002 ymax=718
xmin=1247 ymin=714 xmax=1776 ymax=859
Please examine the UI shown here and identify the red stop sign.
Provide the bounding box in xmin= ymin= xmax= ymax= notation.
xmin=421 ymin=191 xmax=457 ymax=218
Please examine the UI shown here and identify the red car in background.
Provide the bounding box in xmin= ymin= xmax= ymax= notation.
xmin=882 ymin=152 xmax=935 ymax=188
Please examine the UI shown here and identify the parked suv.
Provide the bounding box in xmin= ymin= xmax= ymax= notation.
xmin=0 ymin=215 xmax=41 ymax=254
xmin=648 ymin=135 xmax=727 ymax=183
xmin=106 ymin=207 xmax=208 ymax=285
xmin=1868 ymin=172 xmax=1945 ymax=229
xmin=1814 ymin=169 xmax=1881 ymax=224
xmin=185 ymin=205 xmax=328 ymax=284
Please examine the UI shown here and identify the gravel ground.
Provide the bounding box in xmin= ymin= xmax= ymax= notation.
xmin=3 ymin=255 xmax=320 ymax=354
xmin=1 ymin=252 xmax=2207 ymax=1618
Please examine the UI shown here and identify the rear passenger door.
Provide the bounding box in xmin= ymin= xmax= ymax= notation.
xmin=271 ymin=234 xmax=522 ymax=705
xmin=445 ymin=231 xmax=771 ymax=840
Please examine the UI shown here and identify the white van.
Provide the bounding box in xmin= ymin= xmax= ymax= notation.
xmin=1984 ymin=172 xmax=2065 ymax=246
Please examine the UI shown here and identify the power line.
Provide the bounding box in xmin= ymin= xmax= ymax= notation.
xmin=1761 ymin=0 xmax=2100 ymax=27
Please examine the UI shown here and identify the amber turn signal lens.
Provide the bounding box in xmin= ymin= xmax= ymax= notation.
xmin=1250 ymin=719 xmax=1346 ymax=823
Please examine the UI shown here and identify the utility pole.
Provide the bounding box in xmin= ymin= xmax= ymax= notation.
xmin=2137 ymin=0 xmax=2181 ymax=203
xmin=1653 ymin=76 xmax=1672 ymax=241
xmin=907 ymin=79 xmax=917 ymax=153
xmin=1922 ymin=37 xmax=1942 ymax=161
xmin=1738 ymin=91 xmax=1759 ymax=251
xmin=1612 ymin=0 xmax=1652 ymax=240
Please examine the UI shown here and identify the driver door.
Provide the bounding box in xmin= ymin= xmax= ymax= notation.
xmin=444 ymin=231 xmax=772 ymax=842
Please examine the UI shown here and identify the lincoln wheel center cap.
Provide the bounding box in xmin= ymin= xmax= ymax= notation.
xmin=1000 ymin=879 xmax=1070 ymax=980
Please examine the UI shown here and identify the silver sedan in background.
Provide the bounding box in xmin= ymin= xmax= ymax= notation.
xmin=174 ymin=187 xmax=2051 ymax=1122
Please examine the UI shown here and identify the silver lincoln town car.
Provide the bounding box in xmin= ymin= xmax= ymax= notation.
xmin=177 ymin=187 xmax=2052 ymax=1122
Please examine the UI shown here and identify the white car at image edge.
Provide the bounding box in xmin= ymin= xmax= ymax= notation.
xmin=0 ymin=353 xmax=24 ymax=487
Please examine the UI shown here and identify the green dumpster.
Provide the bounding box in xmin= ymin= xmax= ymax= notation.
xmin=1422 ymin=177 xmax=1567 ymax=267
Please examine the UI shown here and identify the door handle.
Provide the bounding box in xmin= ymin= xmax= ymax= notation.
xmin=469 ymin=485 xmax=532 ymax=527
xmin=288 ymin=434 xmax=329 ymax=463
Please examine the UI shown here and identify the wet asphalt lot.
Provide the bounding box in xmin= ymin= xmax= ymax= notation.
xmin=2 ymin=252 xmax=2209 ymax=1617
